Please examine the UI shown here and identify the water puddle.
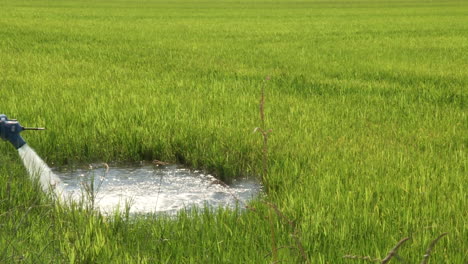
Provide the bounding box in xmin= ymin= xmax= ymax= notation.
xmin=53 ymin=163 xmax=262 ymax=214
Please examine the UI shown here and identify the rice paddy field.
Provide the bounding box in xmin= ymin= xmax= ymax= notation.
xmin=0 ymin=0 xmax=467 ymax=262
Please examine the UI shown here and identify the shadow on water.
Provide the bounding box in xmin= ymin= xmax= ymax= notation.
xmin=53 ymin=163 xmax=263 ymax=214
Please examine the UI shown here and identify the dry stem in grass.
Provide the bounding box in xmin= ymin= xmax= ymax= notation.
xmin=255 ymin=75 xmax=278 ymax=263
xmin=420 ymin=232 xmax=448 ymax=264
xmin=343 ymin=237 xmax=409 ymax=263
xmin=381 ymin=237 xmax=410 ymax=264
xmin=344 ymin=233 xmax=448 ymax=264
xmin=254 ymin=75 xmax=273 ymax=186
xmin=264 ymin=202 xmax=310 ymax=264
xmin=252 ymin=76 xmax=309 ymax=263
xmin=342 ymin=255 xmax=382 ymax=262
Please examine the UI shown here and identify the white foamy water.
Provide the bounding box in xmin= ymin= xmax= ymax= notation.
xmin=16 ymin=144 xmax=262 ymax=214
xmin=55 ymin=164 xmax=262 ymax=214
xmin=18 ymin=144 xmax=66 ymax=200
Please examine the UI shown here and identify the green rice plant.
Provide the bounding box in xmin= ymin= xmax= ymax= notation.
xmin=0 ymin=0 xmax=466 ymax=262
xmin=79 ymin=164 xmax=108 ymax=211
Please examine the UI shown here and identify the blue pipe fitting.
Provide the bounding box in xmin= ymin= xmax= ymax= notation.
xmin=0 ymin=114 xmax=28 ymax=149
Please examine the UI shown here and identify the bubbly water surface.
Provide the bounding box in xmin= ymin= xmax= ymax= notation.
xmin=54 ymin=163 xmax=262 ymax=214
xmin=18 ymin=144 xmax=261 ymax=214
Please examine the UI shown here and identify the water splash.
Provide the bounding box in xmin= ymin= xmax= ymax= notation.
xmin=56 ymin=164 xmax=262 ymax=214
xmin=16 ymin=144 xmax=262 ymax=214
xmin=17 ymin=144 xmax=66 ymax=200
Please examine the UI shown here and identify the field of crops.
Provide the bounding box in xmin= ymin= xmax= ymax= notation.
xmin=0 ymin=0 xmax=467 ymax=262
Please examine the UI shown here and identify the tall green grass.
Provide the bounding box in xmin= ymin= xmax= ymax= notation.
xmin=0 ymin=0 xmax=467 ymax=262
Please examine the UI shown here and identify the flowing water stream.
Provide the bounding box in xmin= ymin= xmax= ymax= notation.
xmin=18 ymin=144 xmax=67 ymax=200
xmin=18 ymin=144 xmax=262 ymax=214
